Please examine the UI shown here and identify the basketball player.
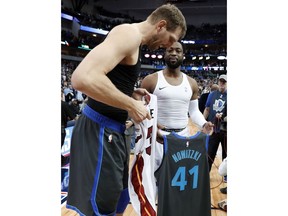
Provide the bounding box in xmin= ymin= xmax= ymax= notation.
xmin=141 ymin=41 xmax=213 ymax=135
xmin=140 ymin=41 xmax=213 ymax=168
xmin=140 ymin=41 xmax=213 ymax=215
xmin=66 ymin=4 xmax=187 ymax=216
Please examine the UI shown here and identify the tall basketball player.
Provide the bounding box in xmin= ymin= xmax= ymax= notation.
xmin=66 ymin=4 xmax=187 ymax=216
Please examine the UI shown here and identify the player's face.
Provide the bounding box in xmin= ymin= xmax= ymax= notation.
xmin=147 ymin=27 xmax=182 ymax=51
xmin=164 ymin=42 xmax=184 ymax=69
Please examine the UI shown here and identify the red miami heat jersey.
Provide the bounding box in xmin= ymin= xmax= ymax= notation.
xmin=128 ymin=94 xmax=158 ymax=216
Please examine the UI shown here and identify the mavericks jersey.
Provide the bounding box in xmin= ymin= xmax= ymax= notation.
xmin=155 ymin=132 xmax=211 ymax=216
xmin=128 ymin=94 xmax=158 ymax=216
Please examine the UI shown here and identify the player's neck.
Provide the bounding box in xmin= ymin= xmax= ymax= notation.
xmin=164 ymin=68 xmax=182 ymax=78
xmin=137 ymin=21 xmax=153 ymax=45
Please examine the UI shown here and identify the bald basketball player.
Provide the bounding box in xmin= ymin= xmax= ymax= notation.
xmin=141 ymin=41 xmax=213 ymax=140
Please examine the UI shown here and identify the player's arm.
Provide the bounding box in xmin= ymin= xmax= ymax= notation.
xmin=187 ymin=77 xmax=213 ymax=133
xmin=71 ymin=24 xmax=139 ymax=109
xmin=71 ymin=25 xmax=149 ymax=123
xmin=140 ymin=73 xmax=158 ymax=94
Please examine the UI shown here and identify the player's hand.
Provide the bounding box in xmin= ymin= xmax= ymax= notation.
xmin=132 ymin=88 xmax=150 ymax=101
xmin=128 ymin=100 xmax=151 ymax=124
xmin=202 ymin=121 xmax=214 ymax=135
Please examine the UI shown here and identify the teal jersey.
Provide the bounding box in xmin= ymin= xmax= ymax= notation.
xmin=155 ymin=132 xmax=211 ymax=216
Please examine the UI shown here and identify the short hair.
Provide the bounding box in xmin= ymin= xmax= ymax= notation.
xmin=178 ymin=41 xmax=185 ymax=53
xmin=165 ymin=41 xmax=185 ymax=54
xmin=147 ymin=4 xmax=187 ymax=39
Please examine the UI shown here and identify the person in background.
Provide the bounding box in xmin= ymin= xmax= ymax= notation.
xmin=63 ymin=84 xmax=74 ymax=102
xmin=66 ymin=4 xmax=187 ymax=216
xmin=61 ymin=100 xmax=77 ymax=166
xmin=198 ymin=83 xmax=219 ymax=113
xmin=203 ymin=74 xmax=227 ymax=171
xmin=69 ymin=98 xmax=81 ymax=116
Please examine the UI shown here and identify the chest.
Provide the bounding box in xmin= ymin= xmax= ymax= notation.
xmin=156 ymin=83 xmax=192 ymax=102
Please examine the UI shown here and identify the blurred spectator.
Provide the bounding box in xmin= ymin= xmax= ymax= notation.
xmin=61 ymin=100 xmax=77 ymax=166
xmin=64 ymin=84 xmax=75 ymax=102
xmin=69 ymin=98 xmax=81 ymax=116
xmin=203 ymin=74 xmax=227 ymax=171
xmin=198 ymin=83 xmax=219 ymax=113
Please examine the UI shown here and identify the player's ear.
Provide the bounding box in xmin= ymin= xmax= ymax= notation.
xmin=156 ymin=20 xmax=167 ymax=32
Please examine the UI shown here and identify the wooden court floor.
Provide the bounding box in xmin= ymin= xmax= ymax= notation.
xmin=61 ymin=122 xmax=227 ymax=216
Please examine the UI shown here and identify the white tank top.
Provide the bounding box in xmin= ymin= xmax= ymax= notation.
xmin=153 ymin=70 xmax=192 ymax=129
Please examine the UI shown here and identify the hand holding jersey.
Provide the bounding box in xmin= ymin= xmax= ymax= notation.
xmin=128 ymin=88 xmax=152 ymax=124
xmin=128 ymin=99 xmax=151 ymax=124
xmin=131 ymin=88 xmax=150 ymax=100
xmin=202 ymin=121 xmax=214 ymax=135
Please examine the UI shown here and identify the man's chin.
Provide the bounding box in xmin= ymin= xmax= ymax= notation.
xmin=148 ymin=44 xmax=161 ymax=51
xmin=167 ymin=63 xmax=180 ymax=69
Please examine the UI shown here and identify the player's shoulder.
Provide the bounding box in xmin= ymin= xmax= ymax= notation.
xmin=143 ymin=72 xmax=158 ymax=83
xmin=107 ymin=23 xmax=142 ymax=45
xmin=112 ymin=23 xmax=137 ymax=30
xmin=110 ymin=23 xmax=140 ymax=37
xmin=185 ymin=74 xmax=197 ymax=86
xmin=141 ymin=72 xmax=159 ymax=93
